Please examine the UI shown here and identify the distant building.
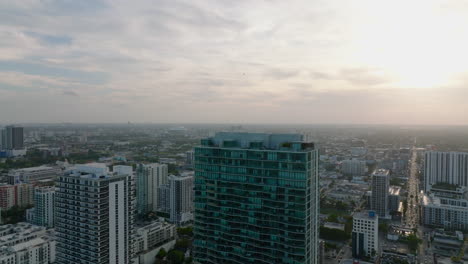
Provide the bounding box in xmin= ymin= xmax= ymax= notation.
xmin=388 ymin=186 xmax=401 ymax=212
xmin=352 ymin=211 xmax=379 ymax=259
xmin=136 ymin=163 xmax=168 ymax=215
xmin=157 ymin=184 xmax=170 ymax=213
xmin=186 ymin=150 xmax=194 ymax=166
xmin=193 ymin=132 xmax=320 ymax=264
xmin=351 ymin=147 xmax=367 ymax=157
xmin=169 ymin=174 xmax=194 ymax=225
xmin=342 ymin=159 xmax=367 ymax=176
xmin=424 ymin=151 xmax=468 ymax=192
xmin=371 ymin=169 xmax=390 ymax=218
xmin=26 ymin=187 xmax=55 ymax=228
xmin=7 ymin=166 xmax=61 ymax=185
xmin=1 ymin=125 xmax=24 ymax=150
xmin=0 ymin=223 xmax=56 ymax=264
xmin=55 ymin=164 xmax=135 ymax=264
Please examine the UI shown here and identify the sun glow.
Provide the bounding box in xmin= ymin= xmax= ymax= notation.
xmin=350 ymin=0 xmax=468 ymax=89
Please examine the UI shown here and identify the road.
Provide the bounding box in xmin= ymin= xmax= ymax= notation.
xmin=406 ymin=147 xmax=433 ymax=264
xmin=405 ymin=148 xmax=419 ymax=229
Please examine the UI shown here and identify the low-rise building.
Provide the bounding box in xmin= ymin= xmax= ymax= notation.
xmin=134 ymin=221 xmax=176 ymax=254
xmin=432 ymin=229 xmax=464 ymax=258
xmin=0 ymin=222 xmax=56 ymax=264
xmin=7 ymin=166 xmax=61 ymax=185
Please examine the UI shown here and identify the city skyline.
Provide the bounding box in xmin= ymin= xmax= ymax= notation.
xmin=1 ymin=0 xmax=468 ymax=124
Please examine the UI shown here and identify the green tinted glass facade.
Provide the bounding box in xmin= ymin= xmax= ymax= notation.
xmin=193 ymin=133 xmax=319 ymax=264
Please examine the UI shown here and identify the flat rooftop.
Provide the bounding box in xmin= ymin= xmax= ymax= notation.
xmin=200 ymin=132 xmax=314 ymax=151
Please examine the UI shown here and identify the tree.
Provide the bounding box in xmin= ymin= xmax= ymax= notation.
xmin=319 ymin=227 xmax=351 ymax=241
xmin=156 ymin=248 xmax=167 ymax=259
xmin=405 ymin=234 xmax=422 ymax=252
xmin=379 ymin=223 xmax=389 ymax=233
xmin=174 ymin=239 xmax=191 ymax=252
xmin=167 ymin=250 xmax=185 ymax=264
xmin=326 ymin=214 xmax=339 ymax=223
xmin=177 ymin=226 xmax=193 ymax=237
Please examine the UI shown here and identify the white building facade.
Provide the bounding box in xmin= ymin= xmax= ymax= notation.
xmin=352 ymin=211 xmax=379 ymax=259
xmin=55 ymin=164 xmax=135 ymax=264
xmin=424 ymin=151 xmax=468 ymax=192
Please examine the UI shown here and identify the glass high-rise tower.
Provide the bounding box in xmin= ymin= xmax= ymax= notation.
xmin=193 ymin=132 xmax=319 ymax=264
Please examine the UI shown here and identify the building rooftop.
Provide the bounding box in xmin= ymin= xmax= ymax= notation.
xmin=200 ymin=132 xmax=314 ymax=151
xmin=373 ymin=168 xmax=390 ymax=176
xmin=389 ymin=186 xmax=401 ymax=196
xmin=66 ymin=164 xmax=132 ymax=180
xmin=354 ymin=211 xmax=378 ymax=220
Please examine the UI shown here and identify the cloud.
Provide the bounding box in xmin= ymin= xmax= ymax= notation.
xmin=0 ymin=0 xmax=467 ymax=124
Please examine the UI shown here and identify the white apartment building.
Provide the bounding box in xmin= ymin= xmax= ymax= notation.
xmin=55 ymin=164 xmax=135 ymax=264
xmin=134 ymin=221 xmax=176 ymax=254
xmin=352 ymin=211 xmax=379 ymax=259
xmin=7 ymin=166 xmax=61 ymax=185
xmin=422 ymin=186 xmax=468 ymax=231
xmin=169 ymin=174 xmax=194 ymax=225
xmin=0 ymin=223 xmax=56 ymax=264
xmin=424 ymin=151 xmax=468 ymax=192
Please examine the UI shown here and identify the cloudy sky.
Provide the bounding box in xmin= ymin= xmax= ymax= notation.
xmin=1 ymin=0 xmax=468 ymax=124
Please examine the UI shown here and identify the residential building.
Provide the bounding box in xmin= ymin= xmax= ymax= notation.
xmin=0 ymin=184 xmax=16 ymax=209
xmin=16 ymin=183 xmax=34 ymax=207
xmin=421 ymin=185 xmax=468 ymax=231
xmin=7 ymin=166 xmax=62 ymax=185
xmin=169 ymin=174 xmax=194 ymax=225
xmin=341 ymin=159 xmax=367 ymax=176
xmin=371 ymin=169 xmax=389 ymax=218
xmin=26 ymin=187 xmax=55 ymax=228
xmin=0 ymin=183 xmax=34 ymax=210
xmin=1 ymin=125 xmax=24 ymax=150
xmin=424 ymin=151 xmax=468 ymax=192
xmin=194 ymin=132 xmax=320 ymax=264
xmin=0 ymin=223 xmax=56 ymax=264
xmin=136 ymin=163 xmax=168 ymax=215
xmin=352 ymin=211 xmax=379 ymax=259
xmin=55 ymin=164 xmax=135 ymax=264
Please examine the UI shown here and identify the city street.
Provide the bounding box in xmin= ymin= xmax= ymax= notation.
xmin=405 ymin=148 xmax=419 ymax=229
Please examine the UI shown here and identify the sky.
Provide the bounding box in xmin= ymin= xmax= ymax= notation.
xmin=1 ymin=0 xmax=468 ymax=125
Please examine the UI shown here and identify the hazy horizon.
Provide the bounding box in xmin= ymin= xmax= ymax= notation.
xmin=1 ymin=0 xmax=467 ymax=125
